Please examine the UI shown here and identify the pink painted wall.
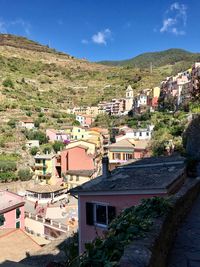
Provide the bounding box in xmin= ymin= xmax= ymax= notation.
xmin=46 ymin=129 xmax=68 ymax=142
xmin=0 ymin=205 xmax=25 ymax=229
xmin=85 ymin=117 xmax=93 ymax=126
xmin=79 ymin=193 xmax=166 ymax=253
xmin=60 ymin=147 xmax=95 ymax=173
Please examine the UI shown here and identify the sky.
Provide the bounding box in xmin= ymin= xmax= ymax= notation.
xmin=0 ymin=0 xmax=199 ymax=61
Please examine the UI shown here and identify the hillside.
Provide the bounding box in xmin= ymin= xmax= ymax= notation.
xmin=99 ymin=48 xmax=200 ymax=70
xmin=0 ymin=34 xmax=170 ymax=111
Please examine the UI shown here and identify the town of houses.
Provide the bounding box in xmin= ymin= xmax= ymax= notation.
xmin=1 ymin=62 xmax=200 ymax=264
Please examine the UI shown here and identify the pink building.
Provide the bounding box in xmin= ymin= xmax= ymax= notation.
xmin=69 ymin=156 xmax=186 ymax=254
xmin=46 ymin=129 xmax=70 ymax=142
xmin=55 ymin=146 xmax=95 ymax=177
xmin=76 ymin=114 xmax=95 ymax=127
xmin=0 ymin=191 xmax=25 ymax=229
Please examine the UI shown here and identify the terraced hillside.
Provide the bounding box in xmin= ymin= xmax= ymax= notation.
xmin=0 ymin=34 xmax=170 ymax=112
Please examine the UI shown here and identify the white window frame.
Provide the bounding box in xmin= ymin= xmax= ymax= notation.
xmin=93 ymin=203 xmax=108 ymax=228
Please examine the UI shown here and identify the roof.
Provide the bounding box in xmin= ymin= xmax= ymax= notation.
xmin=69 ymin=156 xmax=186 ymax=195
xmin=109 ymin=139 xmax=149 ymax=150
xmin=0 ymin=191 xmax=24 ymax=214
xmin=21 ymin=120 xmax=34 ymax=123
xmin=34 ymin=153 xmax=55 ymax=160
xmin=26 ymin=184 xmax=67 ymax=193
xmin=109 ymin=139 xmax=135 ymax=149
xmin=0 ymin=229 xmax=41 ymax=263
xmin=126 ymin=85 xmax=133 ymax=92
xmin=66 ymin=169 xmax=95 ymax=177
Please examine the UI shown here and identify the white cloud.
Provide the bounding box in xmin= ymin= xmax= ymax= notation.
xmin=159 ymin=2 xmax=187 ymax=35
xmin=160 ymin=18 xmax=176 ymax=32
xmin=0 ymin=18 xmax=31 ymax=36
xmin=92 ymin=28 xmax=111 ymax=45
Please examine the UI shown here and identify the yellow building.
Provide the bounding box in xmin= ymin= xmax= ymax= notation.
xmin=153 ymin=87 xmax=160 ymax=98
xmin=34 ymin=154 xmax=55 ymax=183
xmin=65 ymin=126 xmax=89 ymax=141
xmin=66 ymin=170 xmax=95 ymax=189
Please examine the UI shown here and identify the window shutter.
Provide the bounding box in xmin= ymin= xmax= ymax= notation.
xmin=108 ymin=206 xmax=116 ymax=224
xmin=86 ymin=202 xmax=94 ymax=225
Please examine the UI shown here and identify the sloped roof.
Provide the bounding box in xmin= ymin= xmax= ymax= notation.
xmin=26 ymin=184 xmax=67 ymax=193
xmin=0 ymin=229 xmax=41 ymax=263
xmin=109 ymin=139 xmax=135 ymax=149
xmin=69 ymin=156 xmax=186 ymax=195
xmin=66 ymin=169 xmax=95 ymax=177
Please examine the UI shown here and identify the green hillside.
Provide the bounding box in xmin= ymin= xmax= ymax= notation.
xmin=99 ymin=48 xmax=200 ymax=69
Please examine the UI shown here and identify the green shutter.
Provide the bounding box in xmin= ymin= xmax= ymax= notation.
xmin=86 ymin=202 xmax=94 ymax=225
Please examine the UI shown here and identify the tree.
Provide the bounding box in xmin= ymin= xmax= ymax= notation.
xmin=52 ymin=141 xmax=65 ymax=153
xmin=18 ymin=168 xmax=33 ymax=181
xmin=72 ymin=120 xmax=80 ymax=126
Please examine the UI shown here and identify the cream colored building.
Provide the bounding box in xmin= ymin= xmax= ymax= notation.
xmin=125 ymin=85 xmax=134 ymax=112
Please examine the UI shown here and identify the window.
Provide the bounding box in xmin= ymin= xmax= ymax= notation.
xmin=82 ymin=135 xmax=84 ymax=138
xmin=139 ymin=132 xmax=142 ymax=136
xmin=35 ymin=159 xmax=41 ymax=164
xmin=70 ymin=175 xmax=73 ymax=181
xmin=0 ymin=214 xmax=5 ymax=226
xmin=16 ymin=208 xmax=21 ymax=219
xmin=16 ymin=221 xmax=20 ymax=228
xmin=76 ymin=175 xmax=79 ymax=181
xmin=75 ymin=136 xmax=77 ymax=140
xmin=146 ymin=132 xmax=149 ymax=136
xmin=114 ymin=153 xmax=121 ymax=160
xmin=86 ymin=202 xmax=116 ymax=227
xmin=78 ymin=129 xmax=80 ymax=132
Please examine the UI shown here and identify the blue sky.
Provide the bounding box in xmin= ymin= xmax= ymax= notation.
xmin=0 ymin=0 xmax=199 ymax=61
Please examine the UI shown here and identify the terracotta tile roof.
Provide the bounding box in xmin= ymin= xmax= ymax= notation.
xmin=26 ymin=184 xmax=67 ymax=193
xmin=0 ymin=229 xmax=41 ymax=263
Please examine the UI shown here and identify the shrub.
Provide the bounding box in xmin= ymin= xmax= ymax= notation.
xmin=7 ymin=118 xmax=16 ymax=128
xmin=0 ymin=172 xmax=17 ymax=182
xmin=52 ymin=141 xmax=65 ymax=153
xmin=2 ymin=78 xmax=14 ymax=88
xmin=30 ymin=146 xmax=39 ymax=156
xmin=18 ymin=168 xmax=33 ymax=181
xmin=0 ymin=161 xmax=17 ymax=172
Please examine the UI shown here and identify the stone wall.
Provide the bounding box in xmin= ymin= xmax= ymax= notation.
xmin=119 ymin=177 xmax=200 ymax=267
xmin=0 ymin=180 xmax=35 ymax=194
xmin=183 ymin=114 xmax=200 ymax=159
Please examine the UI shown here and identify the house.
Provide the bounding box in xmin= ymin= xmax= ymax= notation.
xmin=66 ymin=169 xmax=96 ymax=189
xmin=108 ymin=139 xmax=150 ymax=170
xmin=65 ymin=126 xmax=89 ymax=141
xmin=76 ymin=114 xmax=95 ymax=127
xmin=26 ymin=140 xmax=39 ymax=149
xmin=34 ymin=153 xmax=56 ymax=182
xmin=55 ymin=146 xmax=96 ymax=179
xmin=46 ymin=129 xmax=70 ymax=142
xmin=115 ymin=125 xmax=154 ymax=142
xmin=19 ymin=119 xmax=34 ymax=130
xmin=69 ymin=156 xmax=186 ymax=254
xmin=0 ymin=228 xmax=41 ymax=263
xmin=0 ymin=190 xmax=25 ymax=229
xmin=26 ymin=183 xmax=67 ymax=204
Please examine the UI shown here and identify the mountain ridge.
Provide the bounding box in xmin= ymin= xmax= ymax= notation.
xmin=99 ymin=48 xmax=200 ymax=68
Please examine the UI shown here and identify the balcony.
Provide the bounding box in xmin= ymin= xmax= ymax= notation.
xmin=34 ymin=163 xmax=47 ymax=170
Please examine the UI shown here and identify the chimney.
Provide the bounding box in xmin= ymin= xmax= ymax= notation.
xmin=102 ymin=156 xmax=110 ymax=179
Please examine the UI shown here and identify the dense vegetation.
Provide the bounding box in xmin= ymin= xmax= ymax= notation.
xmin=68 ymin=197 xmax=172 ymax=267
xmin=99 ymin=48 xmax=200 ymax=69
